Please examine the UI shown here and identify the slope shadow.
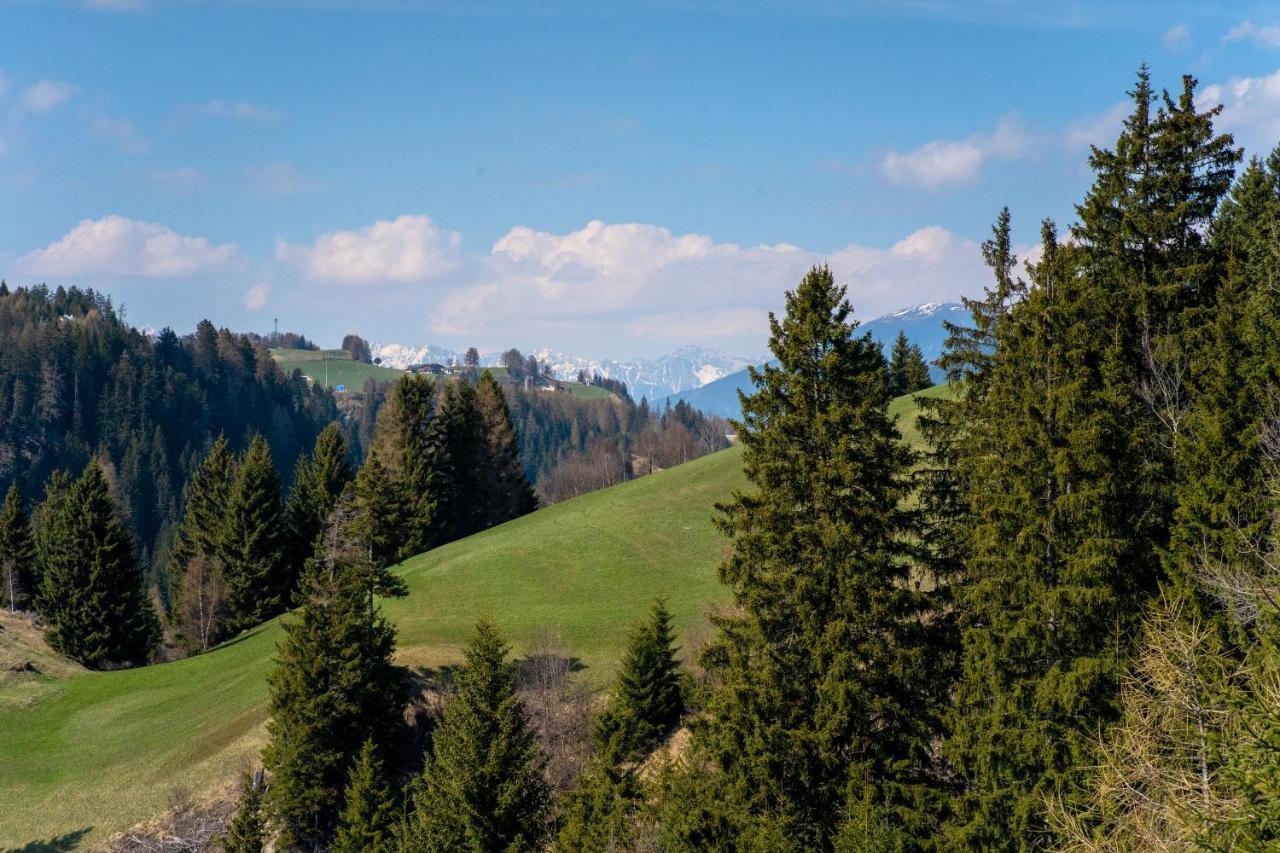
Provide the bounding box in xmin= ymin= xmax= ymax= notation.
xmin=6 ymin=827 xmax=92 ymax=852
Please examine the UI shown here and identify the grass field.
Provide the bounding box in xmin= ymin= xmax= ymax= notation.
xmin=270 ymin=348 xmax=407 ymax=389
xmin=0 ymin=384 xmax=948 ymax=847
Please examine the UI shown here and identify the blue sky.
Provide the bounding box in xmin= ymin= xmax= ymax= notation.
xmin=2 ymin=1 xmax=1280 ymax=358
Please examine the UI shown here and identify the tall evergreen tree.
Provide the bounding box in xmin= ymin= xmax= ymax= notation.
xmin=593 ymin=598 xmax=684 ymax=764
xmin=38 ymin=461 xmax=158 ymax=667
xmin=220 ymin=434 xmax=285 ymax=636
xmin=472 ymin=371 xmax=538 ymax=531
xmin=284 ymin=424 xmax=354 ymax=592
xmin=332 ymin=738 xmax=396 ymax=853
xmin=680 ymin=265 xmax=938 ymax=848
xmin=886 ymin=330 xmax=930 ymax=396
xmin=402 ymin=619 xmax=551 ymax=851
xmin=351 ymin=452 xmax=414 ymax=567
xmin=167 ymin=435 xmax=235 ymax=614
xmin=0 ymin=483 xmax=36 ymax=613
xmin=263 ymin=555 xmax=406 ymax=849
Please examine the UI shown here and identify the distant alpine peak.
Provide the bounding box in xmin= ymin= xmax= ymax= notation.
xmin=875 ymin=301 xmax=964 ymax=321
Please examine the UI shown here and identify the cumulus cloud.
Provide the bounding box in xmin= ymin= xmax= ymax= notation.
xmin=21 ymin=215 xmax=241 ymax=279
xmin=1199 ymin=69 xmax=1280 ymax=155
xmin=1225 ymin=22 xmax=1280 ymax=49
xmin=21 ymin=80 xmax=76 ymax=113
xmin=92 ymin=118 xmax=150 ymax=154
xmin=276 ymin=215 xmax=462 ymax=283
xmin=243 ymin=282 xmax=271 ymax=312
xmin=1163 ymin=23 xmax=1190 ymax=49
xmin=881 ymin=116 xmax=1030 ymax=189
xmin=429 ymin=220 xmax=987 ymax=346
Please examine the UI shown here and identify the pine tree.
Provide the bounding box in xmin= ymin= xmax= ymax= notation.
xmin=402 ymin=619 xmax=551 ymax=851
xmin=351 ymin=452 xmax=414 ymax=567
xmin=594 ymin=599 xmax=684 ymax=764
xmin=39 ymin=462 xmax=159 ymax=668
xmin=887 ymin=330 xmax=914 ymax=396
xmin=0 ymin=484 xmax=36 ymax=613
xmin=220 ymin=434 xmax=285 ymax=636
xmin=167 ymin=436 xmax=235 ymax=619
xmin=553 ymin=759 xmax=644 ymax=853
xmin=473 ymin=371 xmax=537 ymax=531
xmin=682 ymin=266 xmax=938 ymax=847
xmin=903 ymin=342 xmax=932 ymax=392
xmin=263 ymin=556 xmax=405 ymax=849
xmin=284 ymin=424 xmax=354 ymax=592
xmin=222 ymin=773 xmax=266 ymax=853
xmin=332 ymin=738 xmax=396 ymax=853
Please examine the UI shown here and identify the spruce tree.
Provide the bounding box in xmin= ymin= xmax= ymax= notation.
xmin=351 ymin=452 xmax=414 ymax=567
xmin=284 ymin=424 xmax=354 ymax=592
xmin=887 ymin=330 xmax=914 ymax=396
xmin=684 ymin=265 xmax=938 ymax=847
xmin=903 ymin=342 xmax=931 ymax=392
xmin=0 ymin=483 xmax=36 ymax=613
xmin=332 ymin=738 xmax=396 ymax=853
xmin=220 ymin=434 xmax=285 ymax=636
xmin=39 ymin=462 xmax=159 ymax=668
xmin=222 ymin=773 xmax=266 ymax=853
xmin=263 ymin=555 xmax=405 ymax=849
xmin=473 ymin=371 xmax=537 ymax=531
xmin=553 ymin=759 xmax=644 ymax=853
xmin=167 ymin=436 xmax=235 ymax=618
xmin=593 ymin=598 xmax=684 ymax=764
xmin=402 ymin=619 xmax=551 ymax=851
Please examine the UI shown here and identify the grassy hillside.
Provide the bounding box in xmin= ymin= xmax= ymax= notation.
xmin=0 ymin=385 xmax=949 ymax=847
xmin=0 ymin=445 xmax=747 ymax=847
xmin=271 ymin=348 xmax=406 ymax=389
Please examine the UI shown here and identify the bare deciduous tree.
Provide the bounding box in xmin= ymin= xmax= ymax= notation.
xmin=177 ymin=555 xmax=224 ymax=652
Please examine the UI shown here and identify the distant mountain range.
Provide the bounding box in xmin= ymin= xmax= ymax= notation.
xmin=371 ymin=341 xmax=759 ymax=402
xmin=661 ymin=302 xmax=965 ymax=419
xmin=372 ymin=302 xmax=962 ymax=412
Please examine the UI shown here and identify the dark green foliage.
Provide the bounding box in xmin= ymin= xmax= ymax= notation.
xmin=943 ymin=69 xmax=1240 ymax=847
xmin=686 ymin=265 xmax=940 ymax=848
xmin=167 ymin=435 xmax=235 ymax=613
xmin=262 ymin=554 xmax=406 ymax=849
xmin=470 ymin=372 xmax=538 ymax=532
xmin=402 ymin=619 xmax=551 ymax=851
xmin=553 ymin=759 xmax=645 ymax=852
xmin=887 ymin=331 xmax=931 ymax=396
xmin=593 ymin=599 xmax=684 ymax=764
xmin=38 ymin=461 xmax=158 ymax=668
xmin=332 ymin=739 xmax=396 ymax=853
xmin=350 ymin=452 xmax=414 ymax=568
xmin=220 ymin=435 xmax=286 ymax=636
xmin=0 ymin=483 xmax=36 ymax=612
xmin=222 ymin=773 xmax=266 ymax=853
xmin=284 ymin=424 xmax=354 ymax=593
xmin=0 ymin=286 xmax=336 ymax=583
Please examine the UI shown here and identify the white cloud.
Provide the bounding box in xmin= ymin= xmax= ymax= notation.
xmin=1063 ymin=100 xmax=1130 ymax=151
xmin=1225 ymin=22 xmax=1280 ymax=49
xmin=21 ymin=80 xmax=76 ymax=113
xmin=881 ymin=116 xmax=1030 ymax=189
xmin=429 ymin=220 xmax=987 ymax=346
xmin=92 ymin=117 xmax=150 ymax=154
xmin=1199 ymin=69 xmax=1280 ymax=156
xmin=243 ymin=282 xmax=271 ymax=312
xmin=276 ymin=215 xmax=462 ymax=283
xmin=20 ymin=215 xmax=241 ymax=279
xmin=190 ymin=99 xmax=278 ymax=121
xmin=0 ymin=71 xmax=11 ymax=99
xmin=1163 ymin=23 xmax=1190 ymax=49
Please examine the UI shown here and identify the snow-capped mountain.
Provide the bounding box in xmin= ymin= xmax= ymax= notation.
xmin=370 ymin=342 xmax=759 ymax=401
xmin=663 ymin=302 xmax=965 ymax=419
